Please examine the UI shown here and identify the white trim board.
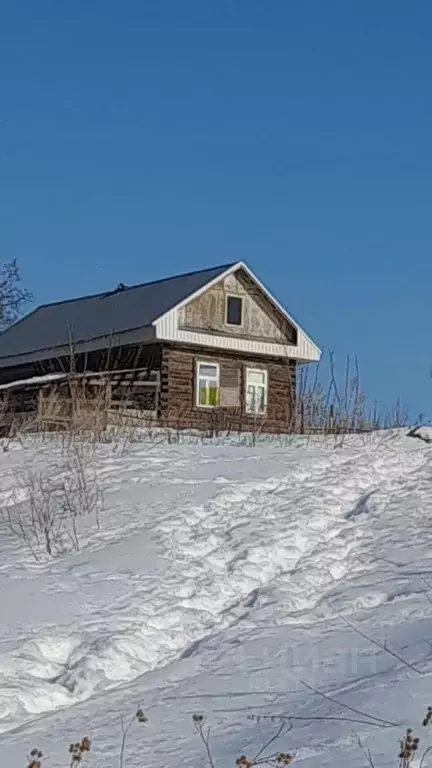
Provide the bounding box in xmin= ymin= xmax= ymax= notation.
xmin=155 ymin=326 xmax=320 ymax=362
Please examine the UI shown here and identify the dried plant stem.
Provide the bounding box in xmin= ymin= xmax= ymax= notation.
xmin=252 ymin=721 xmax=289 ymax=762
xmin=246 ymin=712 xmax=391 ymax=729
xmin=420 ymin=745 xmax=432 ymax=768
xmin=193 ymin=720 xmax=216 ymax=768
xmin=327 ymin=601 xmax=423 ymax=675
xmin=356 ymin=735 xmax=376 ymax=768
xmin=300 ymin=679 xmax=398 ymax=728
xmin=119 ymin=714 xmax=136 ymax=768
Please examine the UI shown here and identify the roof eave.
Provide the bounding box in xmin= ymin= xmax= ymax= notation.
xmin=0 ymin=326 xmax=156 ymax=370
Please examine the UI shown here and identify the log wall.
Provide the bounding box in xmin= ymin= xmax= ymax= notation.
xmin=159 ymin=344 xmax=296 ymax=433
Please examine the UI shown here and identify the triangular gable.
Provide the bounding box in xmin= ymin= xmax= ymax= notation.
xmin=153 ymin=261 xmax=321 ymax=362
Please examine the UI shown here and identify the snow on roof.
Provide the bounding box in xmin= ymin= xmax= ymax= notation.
xmin=0 ymin=372 xmax=68 ymax=391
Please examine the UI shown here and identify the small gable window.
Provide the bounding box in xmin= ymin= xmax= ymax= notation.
xmin=225 ymin=295 xmax=243 ymax=326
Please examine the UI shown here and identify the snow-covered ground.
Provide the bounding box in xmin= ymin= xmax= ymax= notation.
xmin=1 ymin=430 xmax=432 ymax=766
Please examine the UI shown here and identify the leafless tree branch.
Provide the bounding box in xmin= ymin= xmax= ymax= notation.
xmin=0 ymin=258 xmax=32 ymax=330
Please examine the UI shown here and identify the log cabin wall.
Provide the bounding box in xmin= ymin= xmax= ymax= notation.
xmin=159 ymin=343 xmax=296 ymax=433
xmin=0 ymin=341 xmax=297 ymax=434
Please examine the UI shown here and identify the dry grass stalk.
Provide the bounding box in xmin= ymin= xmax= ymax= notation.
xmin=1 ymin=469 xmax=68 ymax=559
xmin=327 ymin=600 xmax=423 ymax=676
xmin=22 ymin=702 xmax=432 ymax=767
xmin=193 ymin=714 xmax=294 ymax=767
xmin=0 ymin=440 xmax=103 ymax=559
xmin=296 ymin=350 xmax=409 ymax=439
xmin=119 ymin=709 xmax=148 ymax=768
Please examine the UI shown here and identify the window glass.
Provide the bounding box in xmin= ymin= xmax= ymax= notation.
xmin=245 ymin=369 xmax=267 ymax=414
xmin=199 ymin=364 xmax=218 ymax=378
xmin=197 ymin=362 xmax=220 ymax=407
xmin=226 ymin=296 xmax=243 ymax=326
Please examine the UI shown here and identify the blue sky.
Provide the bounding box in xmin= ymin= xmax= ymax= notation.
xmin=0 ymin=1 xmax=431 ymax=420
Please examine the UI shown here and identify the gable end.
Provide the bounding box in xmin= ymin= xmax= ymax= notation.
xmin=153 ymin=262 xmax=321 ymax=362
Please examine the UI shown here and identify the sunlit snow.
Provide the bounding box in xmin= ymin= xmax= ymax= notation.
xmin=1 ymin=430 xmax=432 ymax=766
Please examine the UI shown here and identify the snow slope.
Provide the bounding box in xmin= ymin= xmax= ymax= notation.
xmin=1 ymin=430 xmax=432 ymax=766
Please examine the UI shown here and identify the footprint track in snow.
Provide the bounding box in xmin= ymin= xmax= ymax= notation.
xmin=0 ymin=435 xmax=430 ymax=733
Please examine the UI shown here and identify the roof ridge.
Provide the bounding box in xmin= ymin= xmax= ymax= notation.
xmin=37 ymin=262 xmax=236 ymax=310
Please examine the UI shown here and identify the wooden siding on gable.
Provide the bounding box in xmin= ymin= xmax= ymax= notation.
xmin=155 ymin=264 xmax=320 ymax=362
xmin=178 ymin=268 xmax=297 ymax=345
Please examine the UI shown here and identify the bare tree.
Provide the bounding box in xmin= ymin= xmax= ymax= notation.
xmin=0 ymin=259 xmax=32 ymax=331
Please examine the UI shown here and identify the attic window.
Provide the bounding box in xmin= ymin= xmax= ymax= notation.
xmin=225 ymin=295 xmax=243 ymax=326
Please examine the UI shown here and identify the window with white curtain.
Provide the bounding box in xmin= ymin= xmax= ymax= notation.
xmin=245 ymin=368 xmax=268 ymax=414
xmin=196 ymin=361 xmax=220 ymax=407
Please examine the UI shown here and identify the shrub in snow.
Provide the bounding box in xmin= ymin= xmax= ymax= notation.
xmin=0 ymin=441 xmax=103 ymax=559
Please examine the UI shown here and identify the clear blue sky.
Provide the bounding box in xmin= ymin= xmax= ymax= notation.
xmin=1 ymin=1 xmax=431 ymax=420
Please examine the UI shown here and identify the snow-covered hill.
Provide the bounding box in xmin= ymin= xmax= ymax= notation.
xmin=1 ymin=431 xmax=432 ymax=767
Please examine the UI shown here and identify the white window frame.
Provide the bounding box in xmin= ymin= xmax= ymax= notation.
xmin=225 ymin=294 xmax=244 ymax=327
xmin=245 ymin=367 xmax=268 ymax=415
xmin=196 ymin=360 xmax=220 ymax=408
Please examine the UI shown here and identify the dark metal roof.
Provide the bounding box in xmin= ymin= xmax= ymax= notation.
xmin=0 ymin=263 xmax=234 ymax=368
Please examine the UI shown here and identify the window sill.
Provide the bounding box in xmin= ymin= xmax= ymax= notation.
xmin=195 ymin=404 xmax=221 ymax=410
xmin=224 ymin=322 xmax=243 ymax=329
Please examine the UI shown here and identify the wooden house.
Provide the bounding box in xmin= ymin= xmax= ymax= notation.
xmin=0 ymin=262 xmax=321 ymax=433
